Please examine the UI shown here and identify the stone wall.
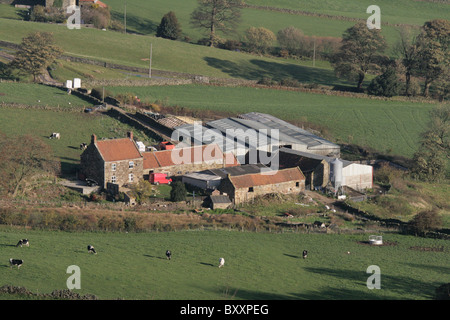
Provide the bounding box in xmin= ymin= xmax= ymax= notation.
xmin=145 ymin=161 xmax=229 ymax=177
xmin=218 ymin=177 xmax=305 ymax=205
xmin=233 ymin=180 xmax=305 ymax=205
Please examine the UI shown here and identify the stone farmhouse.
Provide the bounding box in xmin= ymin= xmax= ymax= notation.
xmin=79 ymin=132 xmax=239 ymax=189
xmin=79 ymin=132 xmax=143 ymax=189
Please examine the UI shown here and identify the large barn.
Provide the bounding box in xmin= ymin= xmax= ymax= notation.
xmin=172 ymin=112 xmax=340 ymax=166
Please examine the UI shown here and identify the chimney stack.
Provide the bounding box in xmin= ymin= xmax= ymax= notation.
xmin=91 ymin=134 xmax=97 ymax=144
xmin=127 ymin=131 xmax=133 ymax=140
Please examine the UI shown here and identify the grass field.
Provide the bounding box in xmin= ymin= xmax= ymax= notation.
xmin=105 ymin=84 xmax=437 ymax=158
xmin=0 ymin=17 xmax=353 ymax=85
xmin=0 ymin=106 xmax=158 ymax=175
xmin=105 ymin=0 xmax=445 ymax=45
xmin=1 ymin=227 xmax=448 ymax=300
xmin=0 ymin=82 xmax=91 ymax=107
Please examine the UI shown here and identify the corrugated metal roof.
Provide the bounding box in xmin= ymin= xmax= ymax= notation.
xmin=238 ymin=112 xmax=339 ymax=150
xmin=206 ymin=164 xmax=269 ymax=178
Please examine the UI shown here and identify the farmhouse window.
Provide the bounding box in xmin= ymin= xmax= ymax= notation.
xmin=111 ymin=176 xmax=116 ymax=183
xmin=129 ymin=161 xmax=134 ymax=169
xmin=112 ymin=163 xmax=116 ymax=171
xmin=248 ymin=187 xmax=254 ymax=192
xmin=296 ymin=182 xmax=300 ymax=187
xmin=129 ymin=173 xmax=134 ymax=182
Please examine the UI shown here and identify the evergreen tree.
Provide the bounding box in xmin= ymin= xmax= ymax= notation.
xmin=170 ymin=181 xmax=187 ymax=202
xmin=156 ymin=11 xmax=182 ymax=40
xmin=411 ymin=104 xmax=449 ymax=182
xmin=367 ymin=66 xmax=400 ymax=97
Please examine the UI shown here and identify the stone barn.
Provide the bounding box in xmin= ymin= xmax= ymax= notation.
xmin=143 ymin=144 xmax=239 ymax=178
xmin=218 ymin=167 xmax=305 ymax=205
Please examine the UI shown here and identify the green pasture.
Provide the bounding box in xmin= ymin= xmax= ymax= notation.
xmin=0 ymin=82 xmax=90 ymax=107
xmin=48 ymin=60 xmax=149 ymax=83
xmin=105 ymin=0 xmax=439 ymax=46
xmin=0 ymin=105 xmax=158 ymax=175
xmin=105 ymin=84 xmax=437 ymax=158
xmin=0 ymin=18 xmax=352 ymax=85
xmin=1 ymin=227 xmax=448 ymax=300
xmin=244 ymin=0 xmax=448 ymax=26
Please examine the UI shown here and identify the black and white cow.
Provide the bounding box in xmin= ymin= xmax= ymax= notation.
xmin=166 ymin=250 xmax=172 ymax=260
xmin=302 ymin=250 xmax=308 ymax=259
xmin=218 ymin=257 xmax=225 ymax=268
xmin=87 ymin=245 xmax=97 ymax=254
xmin=9 ymin=259 xmax=23 ymax=269
xmin=16 ymin=239 xmax=29 ymax=247
xmin=80 ymin=143 xmax=87 ymax=150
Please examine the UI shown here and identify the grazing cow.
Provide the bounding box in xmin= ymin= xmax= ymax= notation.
xmin=9 ymin=259 xmax=23 ymax=269
xmin=80 ymin=143 xmax=87 ymax=150
xmin=16 ymin=239 xmax=29 ymax=247
xmin=49 ymin=133 xmax=60 ymax=140
xmin=166 ymin=250 xmax=172 ymax=260
xmin=302 ymin=250 xmax=308 ymax=259
xmin=218 ymin=257 xmax=225 ymax=268
xmin=87 ymin=245 xmax=97 ymax=254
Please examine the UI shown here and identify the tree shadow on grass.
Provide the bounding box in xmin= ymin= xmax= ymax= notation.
xmin=110 ymin=11 xmax=158 ymax=35
xmin=304 ymin=267 xmax=439 ymax=299
xmin=204 ymin=56 xmax=352 ymax=87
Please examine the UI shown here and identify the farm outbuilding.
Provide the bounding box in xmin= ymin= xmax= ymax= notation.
xmin=143 ymin=144 xmax=239 ymax=177
xmin=218 ymin=167 xmax=306 ymax=205
xmin=209 ymin=195 xmax=232 ymax=210
xmin=182 ymin=164 xmax=269 ymax=192
xmin=277 ymin=148 xmax=373 ymax=192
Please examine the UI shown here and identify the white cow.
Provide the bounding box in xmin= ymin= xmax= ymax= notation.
xmin=49 ymin=133 xmax=60 ymax=140
xmin=218 ymin=257 xmax=225 ymax=268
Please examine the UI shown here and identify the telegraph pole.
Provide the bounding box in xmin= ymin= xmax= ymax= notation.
xmin=124 ymin=0 xmax=127 ymax=34
xmin=149 ymin=43 xmax=152 ymax=78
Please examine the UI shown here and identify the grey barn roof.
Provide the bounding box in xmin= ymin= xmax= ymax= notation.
xmin=278 ymin=148 xmax=353 ymax=167
xmin=173 ymin=112 xmax=340 ymax=154
xmin=237 ymin=112 xmax=339 ymax=151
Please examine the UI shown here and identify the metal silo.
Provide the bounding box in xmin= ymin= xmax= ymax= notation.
xmin=330 ymin=158 xmax=343 ymax=189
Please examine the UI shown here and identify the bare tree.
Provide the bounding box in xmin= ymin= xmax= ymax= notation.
xmin=190 ymin=0 xmax=243 ymax=47
xmin=393 ymin=27 xmax=420 ymax=96
xmin=0 ymin=133 xmax=60 ymax=197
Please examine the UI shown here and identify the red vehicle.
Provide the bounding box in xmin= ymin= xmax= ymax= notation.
xmin=149 ymin=173 xmax=172 ymax=185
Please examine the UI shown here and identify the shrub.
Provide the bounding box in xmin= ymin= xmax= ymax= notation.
xmin=244 ymin=27 xmax=276 ymax=54
xmin=408 ymin=209 xmax=443 ymax=235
